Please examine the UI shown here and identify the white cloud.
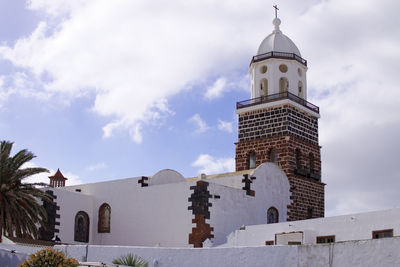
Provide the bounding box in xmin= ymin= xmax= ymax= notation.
xmin=189 ymin=113 xmax=209 ymax=134
xmin=192 ymin=154 xmax=235 ymax=175
xmin=0 ymin=76 xmax=14 ymax=106
xmin=1 ymin=0 xmax=400 ymax=216
xmin=205 ymin=77 xmax=227 ymax=100
xmin=0 ymin=1 xmax=262 ymax=143
xmin=217 ymin=119 xmax=233 ymax=133
xmin=204 ymin=75 xmax=250 ymax=100
xmin=22 ymin=162 xmax=83 ymax=186
xmin=86 ymin=162 xmax=107 ymax=171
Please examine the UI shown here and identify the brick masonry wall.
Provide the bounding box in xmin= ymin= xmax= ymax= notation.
xmin=238 ymin=104 xmax=319 ymax=145
xmin=235 ymin=104 xmax=324 ymax=221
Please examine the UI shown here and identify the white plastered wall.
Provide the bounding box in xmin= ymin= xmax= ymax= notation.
xmin=250 ymin=58 xmax=307 ymax=100
xmin=207 ymin=163 xmax=291 ymax=245
xmin=225 ymin=208 xmax=400 ymax=247
xmin=54 ymin=163 xmax=290 ymax=247
xmin=56 ymin=175 xmax=193 ymax=247
xmin=52 ymin=188 xmax=94 ymax=244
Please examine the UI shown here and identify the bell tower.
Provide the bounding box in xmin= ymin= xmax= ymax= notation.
xmin=235 ymin=14 xmax=324 ymax=221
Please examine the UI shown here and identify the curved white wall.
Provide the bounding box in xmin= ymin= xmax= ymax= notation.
xmin=250 ymin=59 xmax=307 ymax=100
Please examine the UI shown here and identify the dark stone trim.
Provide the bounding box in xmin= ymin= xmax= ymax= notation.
xmin=188 ymin=181 xmax=214 ymax=248
xmin=241 ymin=174 xmax=256 ymax=196
xmin=39 ymin=190 xmax=57 ymax=241
xmin=138 ymin=176 xmax=149 ymax=187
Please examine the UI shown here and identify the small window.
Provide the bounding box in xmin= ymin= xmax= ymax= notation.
xmin=249 ymin=152 xmax=256 ymax=169
xmin=309 ymin=153 xmax=315 ymax=173
xmin=279 ymin=77 xmax=289 ymax=94
xmin=279 ymin=64 xmax=288 ymax=73
xmin=260 ymin=78 xmax=268 ymax=97
xmin=307 ymin=208 xmax=313 ymax=219
xmin=317 ymin=235 xmax=335 ymax=244
xmin=288 ymin=241 xmax=301 ymax=245
xmin=267 ymin=207 xmax=279 ymax=224
xmin=74 ymin=211 xmax=90 ymax=243
xmin=295 ymin=149 xmax=301 ymax=170
xmin=269 ymin=149 xmax=277 ymax=164
xmin=298 ymin=81 xmax=303 ymax=97
xmin=260 ymin=65 xmax=268 ymax=74
xmin=265 ymin=240 xmax=274 ymax=245
xmin=98 ymin=203 xmax=111 ymax=233
xmin=298 ymin=68 xmax=302 ymax=76
xmin=372 ymin=229 xmax=393 ymax=239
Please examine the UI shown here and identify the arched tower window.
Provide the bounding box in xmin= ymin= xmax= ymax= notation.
xmin=298 ymin=81 xmax=303 ymax=98
xmin=249 ymin=152 xmax=256 ymax=169
xmin=74 ymin=211 xmax=89 ymax=243
xmin=269 ymin=149 xmax=277 ymax=164
xmin=296 ymin=149 xmax=302 ymax=170
xmin=309 ymin=153 xmax=315 ymax=173
xmin=267 ymin=207 xmax=279 ymax=224
xmin=98 ymin=203 xmax=111 ymax=233
xmin=307 ymin=208 xmax=313 ymax=219
xmin=279 ymin=77 xmax=289 ymax=94
xmin=260 ymin=78 xmax=268 ymax=97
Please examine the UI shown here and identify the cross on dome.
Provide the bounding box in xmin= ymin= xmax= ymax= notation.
xmin=255 ymin=6 xmax=301 ymax=57
xmin=273 ymin=5 xmax=279 ymax=18
xmin=272 ymin=5 xmax=281 ymax=33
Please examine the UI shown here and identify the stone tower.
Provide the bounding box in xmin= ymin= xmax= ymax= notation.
xmin=235 ymin=16 xmax=324 ymax=221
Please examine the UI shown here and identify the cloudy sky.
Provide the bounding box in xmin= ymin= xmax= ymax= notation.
xmin=1 ymin=0 xmax=399 ymax=217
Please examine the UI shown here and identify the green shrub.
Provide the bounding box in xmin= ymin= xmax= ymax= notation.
xmin=112 ymin=253 xmax=148 ymax=267
xmin=18 ymin=248 xmax=79 ymax=267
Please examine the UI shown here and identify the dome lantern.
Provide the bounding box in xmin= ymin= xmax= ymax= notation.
xmin=248 ymin=10 xmax=309 ymax=103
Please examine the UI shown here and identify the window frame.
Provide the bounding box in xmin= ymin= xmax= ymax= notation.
xmin=98 ymin=203 xmax=111 ymax=233
xmin=316 ymin=235 xmax=335 ymax=244
xmin=74 ymin=211 xmax=90 ymax=243
xmin=267 ymin=207 xmax=279 ymax=224
xmin=269 ymin=148 xmax=277 ymax=164
xmin=372 ymin=229 xmax=393 ymax=239
xmin=248 ymin=151 xmax=256 ymax=169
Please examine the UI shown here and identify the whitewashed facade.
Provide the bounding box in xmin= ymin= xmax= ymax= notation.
xmin=51 ymin=163 xmax=290 ymax=247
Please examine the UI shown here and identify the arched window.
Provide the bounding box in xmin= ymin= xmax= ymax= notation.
xmin=307 ymin=208 xmax=313 ymax=219
xmin=249 ymin=152 xmax=256 ymax=169
xmin=309 ymin=153 xmax=315 ymax=173
xmin=279 ymin=77 xmax=289 ymax=94
xmin=296 ymin=149 xmax=302 ymax=170
xmin=74 ymin=211 xmax=89 ymax=243
xmin=260 ymin=78 xmax=268 ymax=97
xmin=298 ymin=81 xmax=303 ymax=98
xmin=98 ymin=203 xmax=111 ymax=233
xmin=269 ymin=149 xmax=277 ymax=164
xmin=267 ymin=207 xmax=279 ymax=224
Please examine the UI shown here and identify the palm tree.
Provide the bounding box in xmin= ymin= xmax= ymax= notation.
xmin=0 ymin=140 xmax=52 ymax=242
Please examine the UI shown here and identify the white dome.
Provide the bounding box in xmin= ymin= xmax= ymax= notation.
xmin=257 ymin=18 xmax=301 ymax=57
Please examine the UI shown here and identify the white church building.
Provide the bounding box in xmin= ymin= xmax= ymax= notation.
xmin=36 ymin=14 xmax=398 ymax=253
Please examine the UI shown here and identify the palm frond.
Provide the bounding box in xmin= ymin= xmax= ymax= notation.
xmin=0 ymin=140 xmax=52 ymax=241
xmin=112 ymin=253 xmax=148 ymax=267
